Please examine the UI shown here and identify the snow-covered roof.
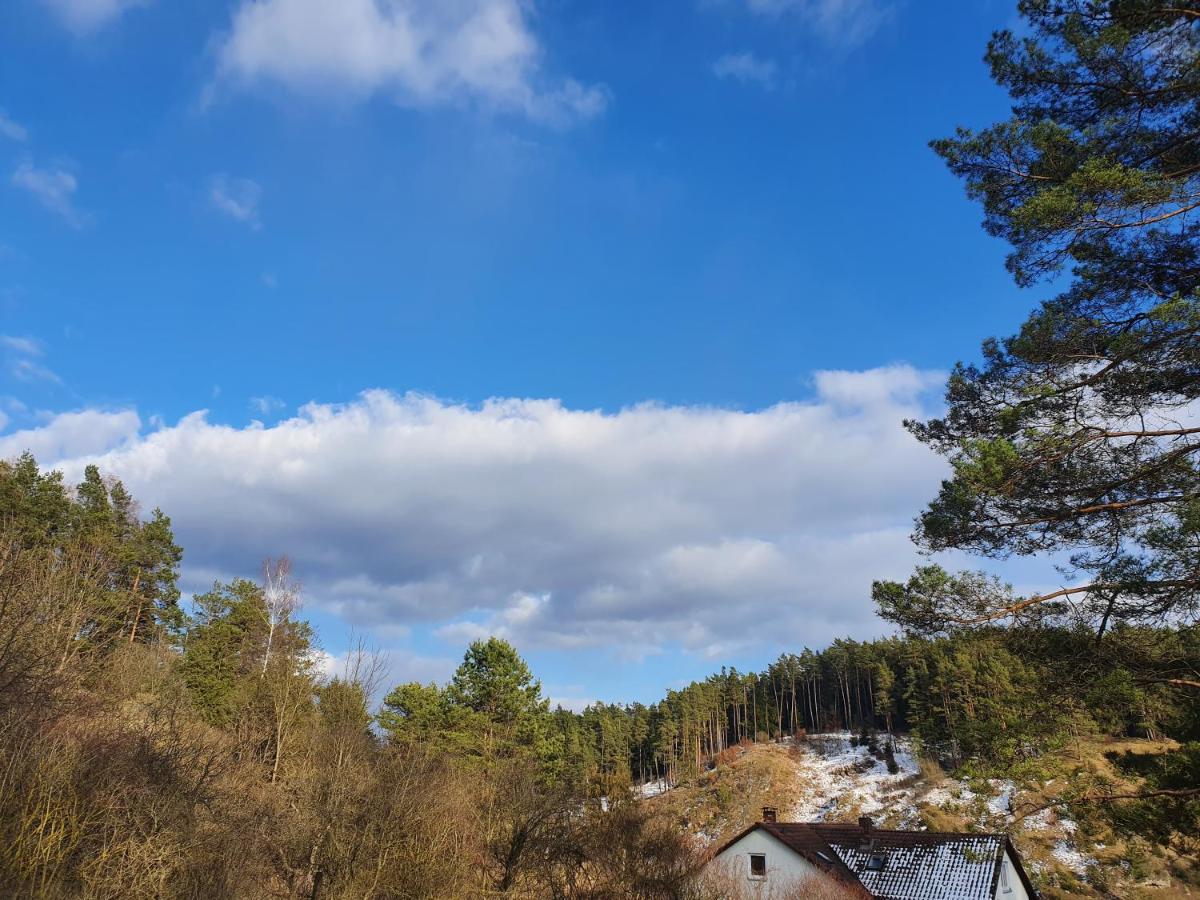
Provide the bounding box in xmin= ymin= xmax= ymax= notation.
xmin=816 ymin=825 xmax=1008 ymax=900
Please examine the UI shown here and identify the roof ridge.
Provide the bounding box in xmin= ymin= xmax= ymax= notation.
xmin=809 ymin=824 xmax=1009 ymax=839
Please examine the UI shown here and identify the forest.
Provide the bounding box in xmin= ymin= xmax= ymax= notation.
xmin=543 ymin=625 xmax=1200 ymax=791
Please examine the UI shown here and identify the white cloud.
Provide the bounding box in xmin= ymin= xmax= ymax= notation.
xmin=727 ymin=0 xmax=893 ymax=48
xmin=812 ymin=364 xmax=945 ymax=409
xmin=0 ymin=111 xmax=28 ymax=142
xmin=14 ymin=367 xmax=949 ymax=659
xmin=12 ymin=162 xmax=86 ymax=227
xmin=9 ymin=359 xmax=63 ymax=384
xmin=212 ymin=0 xmax=608 ymax=125
xmin=39 ymin=0 xmax=149 ymax=33
xmin=712 ymin=52 xmax=778 ymax=88
xmin=209 ymin=174 xmax=263 ymax=229
xmin=1 ymin=334 xmax=62 ymax=385
xmin=249 ymin=395 xmax=286 ymax=415
xmin=1 ymin=336 xmax=44 ymax=357
xmin=0 ymin=408 xmax=140 ymax=462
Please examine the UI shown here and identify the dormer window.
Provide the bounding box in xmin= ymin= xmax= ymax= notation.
xmin=749 ymin=854 xmax=766 ymax=879
xmin=866 ymin=853 xmax=888 ymax=871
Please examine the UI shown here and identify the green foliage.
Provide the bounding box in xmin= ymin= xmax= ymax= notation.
xmin=0 ymin=452 xmax=73 ymax=545
xmin=447 ymin=636 xmax=547 ymax=726
xmin=378 ymin=680 xmax=450 ymax=743
xmin=380 ymin=637 xmax=553 ymax=770
xmin=905 ymin=0 xmax=1200 ymax=638
xmin=0 ymin=454 xmax=183 ymax=646
xmin=178 ymin=579 xmax=268 ymax=725
xmin=1106 ymin=742 xmax=1200 ymax=851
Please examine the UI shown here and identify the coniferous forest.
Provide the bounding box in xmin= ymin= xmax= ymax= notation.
xmin=4 ymin=0 xmax=1200 ymax=897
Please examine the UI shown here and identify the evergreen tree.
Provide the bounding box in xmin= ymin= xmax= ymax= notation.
xmin=378 ymin=681 xmax=451 ymax=745
xmin=880 ymin=2 xmax=1200 ymax=634
xmin=179 ymin=579 xmax=270 ymax=725
xmin=447 ymin=637 xmax=547 ymax=726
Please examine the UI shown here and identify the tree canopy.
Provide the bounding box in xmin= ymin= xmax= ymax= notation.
xmin=877 ymin=1 xmax=1200 ymax=636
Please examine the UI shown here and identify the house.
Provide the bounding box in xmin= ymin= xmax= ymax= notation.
xmin=705 ymin=809 xmax=1037 ymax=899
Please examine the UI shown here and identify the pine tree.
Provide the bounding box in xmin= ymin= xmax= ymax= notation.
xmin=880 ymin=1 xmax=1200 ymax=635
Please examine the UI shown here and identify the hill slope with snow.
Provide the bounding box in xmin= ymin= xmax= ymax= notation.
xmin=643 ymin=732 xmax=1194 ymax=899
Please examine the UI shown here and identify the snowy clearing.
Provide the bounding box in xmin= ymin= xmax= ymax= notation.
xmin=786 ymin=732 xmax=921 ymax=825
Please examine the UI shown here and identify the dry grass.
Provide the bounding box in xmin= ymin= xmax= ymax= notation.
xmin=647 ymin=743 xmax=809 ymax=843
xmin=917 ymin=755 xmax=946 ymax=784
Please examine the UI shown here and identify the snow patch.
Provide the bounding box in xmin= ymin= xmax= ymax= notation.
xmin=986 ymin=779 xmax=1015 ymax=819
xmin=787 ymin=733 xmax=921 ymax=825
xmin=1051 ymin=839 xmax=1097 ymax=875
xmin=638 ymin=778 xmax=670 ymax=799
xmin=1022 ymin=808 xmax=1053 ymax=831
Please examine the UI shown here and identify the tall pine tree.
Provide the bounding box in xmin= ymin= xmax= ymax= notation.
xmin=877 ymin=1 xmax=1200 ymax=635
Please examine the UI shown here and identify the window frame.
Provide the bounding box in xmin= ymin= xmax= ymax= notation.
xmin=748 ymin=853 xmax=767 ymax=880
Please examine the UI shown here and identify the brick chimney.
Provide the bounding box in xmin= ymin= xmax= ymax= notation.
xmin=858 ymin=815 xmax=873 ymax=833
xmin=762 ymin=807 xmax=777 ymax=824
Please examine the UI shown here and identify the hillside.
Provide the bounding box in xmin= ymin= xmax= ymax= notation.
xmin=645 ymin=733 xmax=1198 ymax=899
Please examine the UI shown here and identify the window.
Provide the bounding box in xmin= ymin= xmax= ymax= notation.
xmin=1000 ymin=863 xmax=1012 ymax=893
xmin=866 ymin=853 xmax=888 ymax=871
xmin=749 ymin=854 xmax=766 ymax=878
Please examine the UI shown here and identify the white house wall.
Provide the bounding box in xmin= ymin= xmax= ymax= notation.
xmin=709 ymin=829 xmax=824 ymax=898
xmin=994 ymin=849 xmax=1031 ymax=900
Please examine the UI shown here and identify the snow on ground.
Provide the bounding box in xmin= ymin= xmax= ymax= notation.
xmin=783 ymin=736 xmax=1100 ymax=878
xmin=1022 ymin=807 xmax=1053 ymax=831
xmin=638 ymin=778 xmax=670 ymax=799
xmin=787 ymin=732 xmax=922 ymax=825
xmin=986 ymin=779 xmax=1015 ymax=820
xmin=921 ymin=783 xmax=977 ymax=808
xmin=1051 ymin=839 xmax=1098 ymax=875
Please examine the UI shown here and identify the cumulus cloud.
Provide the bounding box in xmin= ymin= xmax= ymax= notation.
xmin=209 ymin=174 xmax=263 ymax=229
xmin=812 ymin=365 xmax=945 ymax=409
xmin=7 ymin=367 xmax=949 ymax=659
xmin=211 ymin=0 xmax=608 ymax=125
xmin=0 ymin=111 xmax=28 ymax=142
xmin=39 ymin=0 xmax=149 ymax=33
xmin=12 ymin=162 xmax=87 ymax=227
xmin=724 ymin=0 xmax=893 ymax=48
xmin=0 ymin=408 xmax=140 ymax=462
xmin=712 ymin=52 xmax=778 ymax=88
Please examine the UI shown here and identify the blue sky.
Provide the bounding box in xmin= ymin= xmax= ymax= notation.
xmin=0 ymin=0 xmax=1053 ymax=708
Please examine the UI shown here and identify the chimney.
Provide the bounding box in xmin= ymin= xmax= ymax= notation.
xmin=858 ymin=815 xmax=873 ymax=833
xmin=762 ymin=807 xmax=778 ymax=824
